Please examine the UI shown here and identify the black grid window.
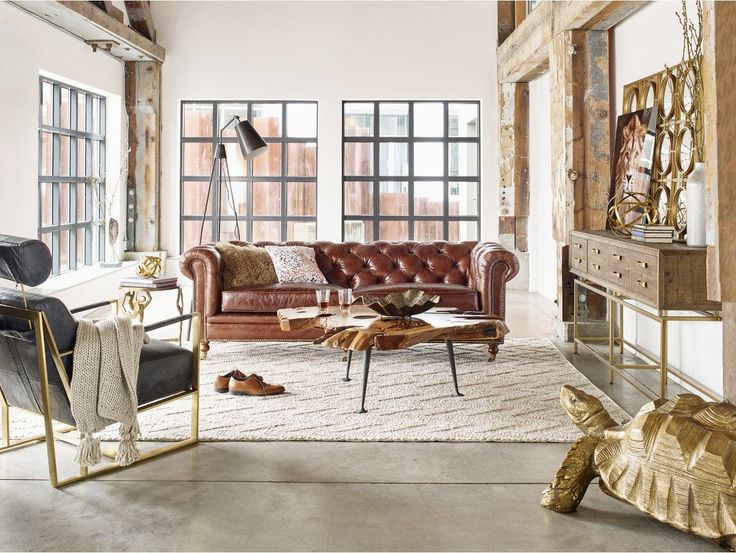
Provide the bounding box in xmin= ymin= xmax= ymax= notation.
xmin=180 ymin=101 xmax=318 ymax=252
xmin=342 ymin=101 xmax=480 ymax=242
xmin=39 ymin=77 xmax=106 ymax=275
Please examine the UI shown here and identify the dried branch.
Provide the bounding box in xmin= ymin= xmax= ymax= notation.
xmin=674 ymin=0 xmax=704 ymax=161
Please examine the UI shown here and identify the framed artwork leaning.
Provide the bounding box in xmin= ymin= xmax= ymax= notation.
xmin=607 ymin=107 xmax=659 ymax=229
xmin=610 ymin=107 xmax=659 ymax=203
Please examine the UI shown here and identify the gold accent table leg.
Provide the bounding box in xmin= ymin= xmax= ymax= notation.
xmin=136 ymin=291 xmax=152 ymax=323
xmin=608 ymin=295 xmax=615 ymax=384
xmin=122 ymin=290 xmax=135 ymax=317
xmin=660 ymin=315 xmax=668 ymax=398
xmin=177 ymin=287 xmax=184 ymax=346
xmin=573 ymin=280 xmax=579 ymax=354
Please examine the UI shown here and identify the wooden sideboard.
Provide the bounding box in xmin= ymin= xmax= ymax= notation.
xmin=569 ymin=230 xmax=721 ymax=400
xmin=569 ymin=230 xmax=720 ymax=311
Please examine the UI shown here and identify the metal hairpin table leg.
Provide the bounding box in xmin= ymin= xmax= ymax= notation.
xmin=446 ymin=340 xmax=464 ymax=397
xmin=343 ymin=349 xmax=353 ymax=382
xmin=359 ymin=347 xmax=372 ymax=414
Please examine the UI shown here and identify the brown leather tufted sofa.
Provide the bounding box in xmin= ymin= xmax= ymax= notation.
xmin=180 ymin=240 xmax=519 ymax=359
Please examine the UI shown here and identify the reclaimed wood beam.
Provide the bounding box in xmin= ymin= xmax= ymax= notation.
xmin=498 ymin=82 xmax=529 ymax=253
xmin=550 ymin=30 xmax=610 ymax=321
xmin=9 ymin=0 xmax=164 ymax=63
xmin=125 ymin=62 xmax=162 ymax=251
xmin=497 ymin=1 xmax=553 ymax=82
xmin=89 ymin=1 xmax=124 ymax=23
xmin=497 ymin=1 xmax=516 ymax=46
xmin=124 ymin=0 xmax=155 ymax=42
xmin=498 ymin=1 xmax=648 ymax=82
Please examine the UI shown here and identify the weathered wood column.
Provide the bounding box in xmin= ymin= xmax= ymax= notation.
xmin=702 ymin=1 xmax=736 ymax=401
xmin=125 ymin=61 xmax=162 ymax=252
xmin=498 ymin=82 xmax=529 ymax=254
xmin=549 ymin=30 xmax=610 ymax=322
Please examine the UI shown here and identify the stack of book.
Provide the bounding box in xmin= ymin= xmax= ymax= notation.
xmin=120 ymin=276 xmax=178 ymax=289
xmin=630 ymin=224 xmax=675 ymax=243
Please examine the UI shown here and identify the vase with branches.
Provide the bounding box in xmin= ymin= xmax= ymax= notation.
xmin=676 ymin=0 xmax=704 ymax=161
xmin=91 ymin=144 xmax=130 ymax=267
xmin=672 ymin=0 xmax=706 ymax=246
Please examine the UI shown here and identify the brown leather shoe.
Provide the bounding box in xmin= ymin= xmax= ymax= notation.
xmin=229 ymin=373 xmax=285 ymax=396
xmin=214 ymin=370 xmax=247 ymax=393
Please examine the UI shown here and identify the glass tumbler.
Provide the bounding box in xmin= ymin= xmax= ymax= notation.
xmin=338 ymin=288 xmax=353 ymax=315
xmin=315 ymin=289 xmax=331 ymax=314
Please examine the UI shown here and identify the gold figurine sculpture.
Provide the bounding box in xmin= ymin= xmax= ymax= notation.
xmin=542 ymin=385 xmax=736 ymax=550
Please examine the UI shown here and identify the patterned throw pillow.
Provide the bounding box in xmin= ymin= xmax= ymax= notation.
xmin=265 ymin=246 xmax=328 ymax=284
xmin=215 ymin=243 xmax=279 ymax=290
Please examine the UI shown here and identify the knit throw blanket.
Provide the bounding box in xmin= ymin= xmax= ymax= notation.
xmin=70 ymin=316 xmax=146 ymax=468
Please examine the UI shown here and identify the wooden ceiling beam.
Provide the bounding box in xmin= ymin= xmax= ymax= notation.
xmin=89 ymin=1 xmax=124 ymax=23
xmin=9 ymin=0 xmax=164 ymax=63
xmin=124 ymin=1 xmax=155 ymax=42
xmin=498 ymin=1 xmax=648 ymax=82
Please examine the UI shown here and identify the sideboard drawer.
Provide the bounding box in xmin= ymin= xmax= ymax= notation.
xmin=607 ymin=264 xmax=630 ymax=289
xmin=570 ymin=236 xmax=587 ymax=272
xmin=608 ymin=244 xmax=631 ymax=272
xmin=632 ymin=270 xmax=658 ymax=302
xmin=570 ymin=255 xmax=587 ymax=272
xmin=588 ymin=241 xmax=606 ymax=269
xmin=631 ymin=252 xmax=658 ymax=279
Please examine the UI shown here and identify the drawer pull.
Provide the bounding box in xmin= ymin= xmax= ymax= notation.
xmin=612 ymin=254 xmax=622 ymax=261
xmin=637 ymin=260 xmax=648 ymax=269
xmin=574 ymin=243 xmax=582 ymax=249
xmin=637 ymin=280 xmax=648 ymax=288
xmin=613 ymin=271 xmax=623 ymax=279
xmin=573 ymin=257 xmax=583 ymax=263
xmin=591 ymin=263 xmax=601 ymax=270
xmin=592 ymin=248 xmax=601 ymax=254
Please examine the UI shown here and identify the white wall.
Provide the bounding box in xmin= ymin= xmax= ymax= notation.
xmin=612 ymin=0 xmax=723 ymax=397
xmin=527 ymin=73 xmax=556 ymax=302
xmin=0 ymin=2 xmax=125 ymax=255
xmin=150 ymin=1 xmax=499 ymax=254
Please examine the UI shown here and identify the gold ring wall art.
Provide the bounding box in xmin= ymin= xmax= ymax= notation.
xmin=622 ymin=58 xmax=702 ymax=240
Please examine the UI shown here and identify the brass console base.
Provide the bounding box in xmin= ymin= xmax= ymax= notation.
xmin=572 ymin=278 xmax=721 ymax=401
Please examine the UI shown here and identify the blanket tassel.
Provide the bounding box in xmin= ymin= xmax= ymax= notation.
xmin=74 ymin=433 xmax=102 ymax=467
xmin=116 ymin=421 xmax=140 ymax=467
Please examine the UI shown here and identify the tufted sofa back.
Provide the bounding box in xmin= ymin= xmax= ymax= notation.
xmin=232 ymin=240 xmax=477 ymax=289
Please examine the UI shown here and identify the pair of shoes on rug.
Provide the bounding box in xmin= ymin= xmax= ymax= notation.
xmin=214 ymin=370 xmax=286 ymax=396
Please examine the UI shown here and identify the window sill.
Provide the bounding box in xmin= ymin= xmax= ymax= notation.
xmin=32 ymin=261 xmax=137 ymax=295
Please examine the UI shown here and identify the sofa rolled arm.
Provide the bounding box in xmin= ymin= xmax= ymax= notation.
xmin=470 ymin=242 xmax=519 ymax=320
xmin=179 ymin=245 xmax=224 ymax=321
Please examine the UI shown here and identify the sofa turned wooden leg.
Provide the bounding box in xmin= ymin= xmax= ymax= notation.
xmin=200 ymin=340 xmax=210 ymax=360
xmin=488 ymin=343 xmax=499 ymax=362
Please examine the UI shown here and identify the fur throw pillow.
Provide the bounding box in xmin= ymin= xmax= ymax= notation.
xmin=215 ymin=243 xmax=278 ymax=290
xmin=265 ymin=246 xmax=328 ymax=284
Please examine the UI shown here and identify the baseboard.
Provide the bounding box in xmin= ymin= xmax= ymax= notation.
xmin=555 ymin=320 xmax=609 ymax=342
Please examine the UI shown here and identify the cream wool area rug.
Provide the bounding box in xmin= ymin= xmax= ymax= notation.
xmin=9 ymin=338 xmax=629 ymax=443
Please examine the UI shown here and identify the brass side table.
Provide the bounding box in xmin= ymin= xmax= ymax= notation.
xmin=120 ymin=285 xmax=185 ymax=345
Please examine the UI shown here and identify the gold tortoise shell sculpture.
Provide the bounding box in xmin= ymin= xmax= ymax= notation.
xmin=542 ymin=385 xmax=736 ymax=550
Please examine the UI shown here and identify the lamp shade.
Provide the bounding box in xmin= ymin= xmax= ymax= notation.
xmin=234 ymin=118 xmax=268 ymax=160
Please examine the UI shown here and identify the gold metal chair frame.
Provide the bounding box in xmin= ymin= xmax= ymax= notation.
xmin=572 ymin=278 xmax=721 ymax=401
xmin=0 ymin=300 xmax=201 ymax=488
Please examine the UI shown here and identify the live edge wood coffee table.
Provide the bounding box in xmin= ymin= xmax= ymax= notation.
xmin=277 ymin=306 xmax=508 ymax=413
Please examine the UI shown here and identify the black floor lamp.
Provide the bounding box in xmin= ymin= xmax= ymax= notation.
xmin=198 ymin=116 xmax=268 ymax=245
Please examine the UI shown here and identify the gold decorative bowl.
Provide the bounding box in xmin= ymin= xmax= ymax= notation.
xmin=359 ymin=290 xmax=441 ymax=318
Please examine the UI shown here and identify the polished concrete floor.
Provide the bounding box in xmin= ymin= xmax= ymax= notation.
xmin=0 ymin=290 xmax=718 ymax=551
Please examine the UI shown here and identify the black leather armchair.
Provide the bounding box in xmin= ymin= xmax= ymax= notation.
xmin=0 ymin=235 xmax=200 ymax=487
